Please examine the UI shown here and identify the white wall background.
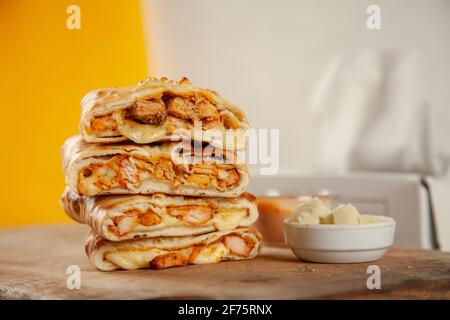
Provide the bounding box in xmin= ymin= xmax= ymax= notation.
xmin=141 ymin=0 xmax=450 ymax=174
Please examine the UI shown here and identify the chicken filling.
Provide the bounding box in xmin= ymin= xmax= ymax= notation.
xmin=89 ymin=93 xmax=232 ymax=137
xmin=78 ymin=154 xmax=240 ymax=196
xmin=104 ymin=233 xmax=257 ymax=270
xmin=108 ymin=205 xmax=248 ymax=237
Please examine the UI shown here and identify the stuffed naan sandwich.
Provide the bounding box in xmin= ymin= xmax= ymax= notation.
xmin=86 ymin=228 xmax=262 ymax=271
xmin=80 ymin=77 xmax=250 ymax=150
xmin=61 ymin=188 xmax=259 ymax=241
xmin=62 ymin=136 xmax=249 ymax=197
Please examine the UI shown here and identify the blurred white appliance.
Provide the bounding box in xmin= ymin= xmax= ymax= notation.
xmin=248 ymin=173 xmax=441 ymax=250
xmin=143 ymin=0 xmax=450 ymax=172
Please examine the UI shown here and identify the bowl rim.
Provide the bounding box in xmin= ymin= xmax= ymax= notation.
xmin=283 ymin=216 xmax=396 ymax=230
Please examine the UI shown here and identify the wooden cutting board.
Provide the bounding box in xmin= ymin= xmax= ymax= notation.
xmin=0 ymin=224 xmax=449 ymax=299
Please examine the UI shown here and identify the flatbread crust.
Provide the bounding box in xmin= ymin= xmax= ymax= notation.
xmin=62 ymin=135 xmax=250 ymax=197
xmin=61 ymin=188 xmax=259 ymax=241
xmin=86 ymin=228 xmax=262 ymax=271
xmin=80 ymin=77 xmax=250 ymax=150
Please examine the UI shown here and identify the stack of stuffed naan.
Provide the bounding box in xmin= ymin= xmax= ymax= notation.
xmin=60 ymin=77 xmax=261 ymax=271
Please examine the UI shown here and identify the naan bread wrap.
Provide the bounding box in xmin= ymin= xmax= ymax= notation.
xmin=86 ymin=228 xmax=262 ymax=271
xmin=80 ymin=77 xmax=250 ymax=150
xmin=61 ymin=188 xmax=259 ymax=241
xmin=62 ymin=136 xmax=249 ymax=197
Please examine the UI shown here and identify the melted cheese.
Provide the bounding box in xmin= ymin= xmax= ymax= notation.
xmin=105 ymin=248 xmax=168 ymax=270
xmin=113 ymin=111 xmax=167 ymax=144
xmin=105 ymin=242 xmax=229 ymax=270
xmin=192 ymin=242 xmax=228 ymax=264
xmin=214 ymin=208 xmax=247 ymax=231
xmin=79 ymin=166 xmax=116 ymax=196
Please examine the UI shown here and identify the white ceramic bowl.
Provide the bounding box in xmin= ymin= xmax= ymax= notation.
xmin=283 ymin=217 xmax=396 ymax=263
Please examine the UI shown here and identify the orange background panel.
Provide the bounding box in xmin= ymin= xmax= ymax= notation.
xmin=0 ymin=0 xmax=148 ymax=225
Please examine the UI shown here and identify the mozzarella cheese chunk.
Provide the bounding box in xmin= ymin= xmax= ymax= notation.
xmin=320 ymin=213 xmax=334 ymax=224
xmin=332 ymin=204 xmax=360 ymax=225
xmin=359 ymin=214 xmax=384 ymax=224
xmin=292 ymin=197 xmax=330 ymax=224
xmin=295 ymin=212 xmax=320 ymax=224
xmin=290 ymin=197 xmax=385 ymax=226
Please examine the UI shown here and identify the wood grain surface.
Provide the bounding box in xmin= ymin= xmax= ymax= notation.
xmin=0 ymin=224 xmax=449 ymax=299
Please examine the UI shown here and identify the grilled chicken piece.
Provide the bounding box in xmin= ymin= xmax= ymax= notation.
xmin=191 ymin=163 xmax=218 ymax=176
xmin=91 ymin=115 xmax=117 ymax=133
xmin=183 ymin=206 xmax=214 ymax=225
xmin=112 ymin=208 xmax=161 ymax=235
xmin=116 ymin=157 xmax=140 ymax=188
xmin=149 ymin=252 xmax=188 ymax=269
xmin=128 ymin=97 xmax=167 ymax=124
xmin=223 ymin=235 xmax=252 ymax=256
xmin=165 ymin=115 xmax=191 ymax=134
xmin=167 ymin=97 xmax=197 ymax=120
xmin=139 ymin=209 xmax=162 ymax=226
xmin=218 ymin=169 xmax=239 ymax=187
xmin=153 ymin=158 xmax=176 ymax=182
xmin=202 ymin=119 xmax=225 ymax=131
xmin=167 ymin=206 xmax=213 ymax=225
xmin=167 ymin=94 xmax=218 ymax=121
xmin=186 ymin=174 xmax=210 ymax=188
xmin=115 ymin=214 xmax=140 ymax=235
xmin=149 ymin=246 xmax=202 ymax=269
xmin=195 ymin=95 xmax=219 ymax=120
